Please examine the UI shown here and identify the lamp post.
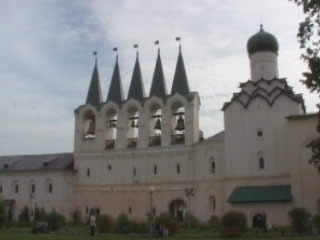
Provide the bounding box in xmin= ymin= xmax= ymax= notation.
xmin=184 ymin=187 xmax=195 ymax=230
xmin=149 ymin=186 xmax=155 ymax=238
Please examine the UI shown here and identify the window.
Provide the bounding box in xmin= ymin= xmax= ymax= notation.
xmin=259 ymin=157 xmax=265 ymax=170
xmin=257 ymin=129 xmax=263 ymax=138
xmin=153 ymin=165 xmax=157 ymax=175
xmin=211 ymin=161 xmax=216 ymax=174
xmin=128 ymin=207 xmax=132 ymax=215
xmin=31 ymin=184 xmax=35 ymax=194
xmin=49 ymin=183 xmax=53 ymax=193
xmin=133 ymin=167 xmax=136 ymax=177
xmin=209 ymin=196 xmax=216 ymax=211
xmin=108 ymin=165 xmax=112 ymax=171
xmin=86 ymin=206 xmax=89 ymax=214
xmin=0 ymin=185 xmax=2 ymax=193
xmin=210 ymin=157 xmax=216 ymax=174
xmin=176 ymin=163 xmax=181 ymax=174
xmin=15 ymin=184 xmax=19 ymax=193
xmin=87 ymin=168 xmax=90 ymax=177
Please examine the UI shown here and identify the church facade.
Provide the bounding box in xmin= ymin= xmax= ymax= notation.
xmin=1 ymin=26 xmax=319 ymax=228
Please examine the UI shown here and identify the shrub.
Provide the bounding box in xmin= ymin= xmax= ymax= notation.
xmin=45 ymin=210 xmax=66 ymax=231
xmin=0 ymin=201 xmax=7 ymax=229
xmin=313 ymin=214 xmax=320 ymax=232
xmin=183 ymin=213 xmax=201 ymax=229
xmin=289 ymin=207 xmax=311 ymax=234
xmin=18 ymin=206 xmax=31 ymax=227
xmin=71 ymin=209 xmax=82 ymax=225
xmin=115 ymin=214 xmax=131 ymax=234
xmin=208 ymin=215 xmax=220 ymax=231
xmin=221 ymin=211 xmax=247 ymax=237
xmin=128 ymin=220 xmax=149 ymax=233
xmin=155 ymin=213 xmax=179 ymax=236
xmin=97 ymin=214 xmax=114 ymax=233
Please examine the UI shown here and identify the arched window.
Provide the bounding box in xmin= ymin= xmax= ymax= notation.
xmin=13 ymin=181 xmax=19 ymax=194
xmin=31 ymin=184 xmax=35 ymax=194
xmin=105 ymin=108 xmax=118 ymax=150
xmin=133 ymin=167 xmax=136 ymax=177
xmin=171 ymin=102 xmax=185 ymax=145
xmin=176 ymin=163 xmax=181 ymax=174
xmin=127 ymin=107 xmax=139 ymax=148
xmin=209 ymin=196 xmax=216 ymax=211
xmin=87 ymin=168 xmax=91 ymax=177
xmin=209 ymin=157 xmax=216 ymax=174
xmin=83 ymin=110 xmax=96 ymax=140
xmin=153 ymin=164 xmax=158 ymax=175
xmin=258 ymin=151 xmax=265 ymax=170
xmin=46 ymin=179 xmax=53 ymax=194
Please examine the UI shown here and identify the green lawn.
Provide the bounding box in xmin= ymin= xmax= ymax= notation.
xmin=0 ymin=227 xmax=319 ymax=240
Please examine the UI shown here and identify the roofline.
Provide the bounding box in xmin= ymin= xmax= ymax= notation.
xmin=286 ymin=112 xmax=317 ymax=120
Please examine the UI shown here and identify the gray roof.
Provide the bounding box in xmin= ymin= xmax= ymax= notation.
xmin=127 ymin=53 xmax=146 ymax=102
xmin=171 ymin=47 xmax=190 ymax=96
xmin=205 ymin=131 xmax=225 ymax=142
xmin=86 ymin=59 xmax=103 ymax=107
xmin=106 ymin=56 xmax=124 ymax=104
xmin=149 ymin=50 xmax=167 ymax=101
xmin=0 ymin=153 xmax=73 ymax=172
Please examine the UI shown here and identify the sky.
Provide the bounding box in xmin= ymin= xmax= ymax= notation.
xmin=0 ymin=0 xmax=318 ymax=155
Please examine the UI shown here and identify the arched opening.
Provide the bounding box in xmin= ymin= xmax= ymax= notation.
xmin=171 ymin=102 xmax=185 ymax=145
xmin=149 ymin=104 xmax=162 ymax=146
xmin=127 ymin=107 xmax=139 ymax=148
xmin=83 ymin=110 xmax=96 ymax=140
xmin=252 ymin=213 xmax=267 ymax=229
xmin=169 ymin=199 xmax=187 ymax=221
xmin=105 ymin=108 xmax=118 ymax=150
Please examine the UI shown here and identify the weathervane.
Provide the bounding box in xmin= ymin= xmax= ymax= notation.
xmin=113 ymin=47 xmax=118 ymax=60
xmin=176 ymin=37 xmax=181 ymax=51
xmin=133 ymin=44 xmax=139 ymax=57
xmin=154 ymin=40 xmax=160 ymax=54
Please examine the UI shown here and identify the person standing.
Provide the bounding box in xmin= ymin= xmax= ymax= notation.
xmin=90 ymin=213 xmax=96 ymax=236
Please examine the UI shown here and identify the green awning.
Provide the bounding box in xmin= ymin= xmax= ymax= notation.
xmin=228 ymin=185 xmax=293 ymax=204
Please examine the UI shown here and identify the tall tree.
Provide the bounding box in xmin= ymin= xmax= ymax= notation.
xmin=290 ymin=0 xmax=320 ymax=169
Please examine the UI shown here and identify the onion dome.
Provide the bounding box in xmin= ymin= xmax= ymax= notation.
xmin=247 ymin=25 xmax=279 ymax=56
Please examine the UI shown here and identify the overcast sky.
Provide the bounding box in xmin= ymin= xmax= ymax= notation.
xmin=0 ymin=0 xmax=318 ymax=155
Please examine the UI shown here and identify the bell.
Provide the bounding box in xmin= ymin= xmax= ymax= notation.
xmin=87 ymin=119 xmax=95 ymax=135
xmin=131 ymin=119 xmax=139 ymax=128
xmin=175 ymin=116 xmax=185 ymax=131
xmin=109 ymin=120 xmax=117 ymax=128
xmin=131 ymin=119 xmax=136 ymax=128
xmin=154 ymin=118 xmax=161 ymax=130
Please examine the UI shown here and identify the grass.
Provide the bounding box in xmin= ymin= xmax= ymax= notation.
xmin=0 ymin=226 xmax=319 ymax=240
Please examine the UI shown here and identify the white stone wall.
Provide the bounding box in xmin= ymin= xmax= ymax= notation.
xmin=250 ymin=51 xmax=279 ymax=81
xmin=0 ymin=170 xmax=75 ymax=219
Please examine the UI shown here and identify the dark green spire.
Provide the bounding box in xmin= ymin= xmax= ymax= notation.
xmin=107 ymin=55 xmax=124 ymax=104
xmin=127 ymin=53 xmax=145 ymax=102
xmin=86 ymin=58 xmax=103 ymax=107
xmin=149 ymin=49 xmax=167 ymax=100
xmin=171 ymin=46 xmax=190 ymax=96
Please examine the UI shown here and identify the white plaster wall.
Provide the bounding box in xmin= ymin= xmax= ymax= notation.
xmin=0 ymin=171 xmax=75 ymax=219
xmin=250 ymin=52 xmax=279 ymax=81
xmin=224 ymin=95 xmax=301 ymax=178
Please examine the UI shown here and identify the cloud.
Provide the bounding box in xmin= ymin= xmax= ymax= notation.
xmin=0 ymin=0 xmax=317 ymax=154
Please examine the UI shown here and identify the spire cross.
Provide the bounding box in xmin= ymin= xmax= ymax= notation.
xmin=155 ymin=40 xmax=160 ymax=54
xmin=176 ymin=37 xmax=182 ymax=52
xmin=93 ymin=51 xmax=98 ymax=63
xmin=260 ymin=24 xmax=264 ymax=32
xmin=133 ymin=44 xmax=139 ymax=57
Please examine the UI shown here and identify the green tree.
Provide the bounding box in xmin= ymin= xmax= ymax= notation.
xmin=290 ymin=0 xmax=320 ymax=168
